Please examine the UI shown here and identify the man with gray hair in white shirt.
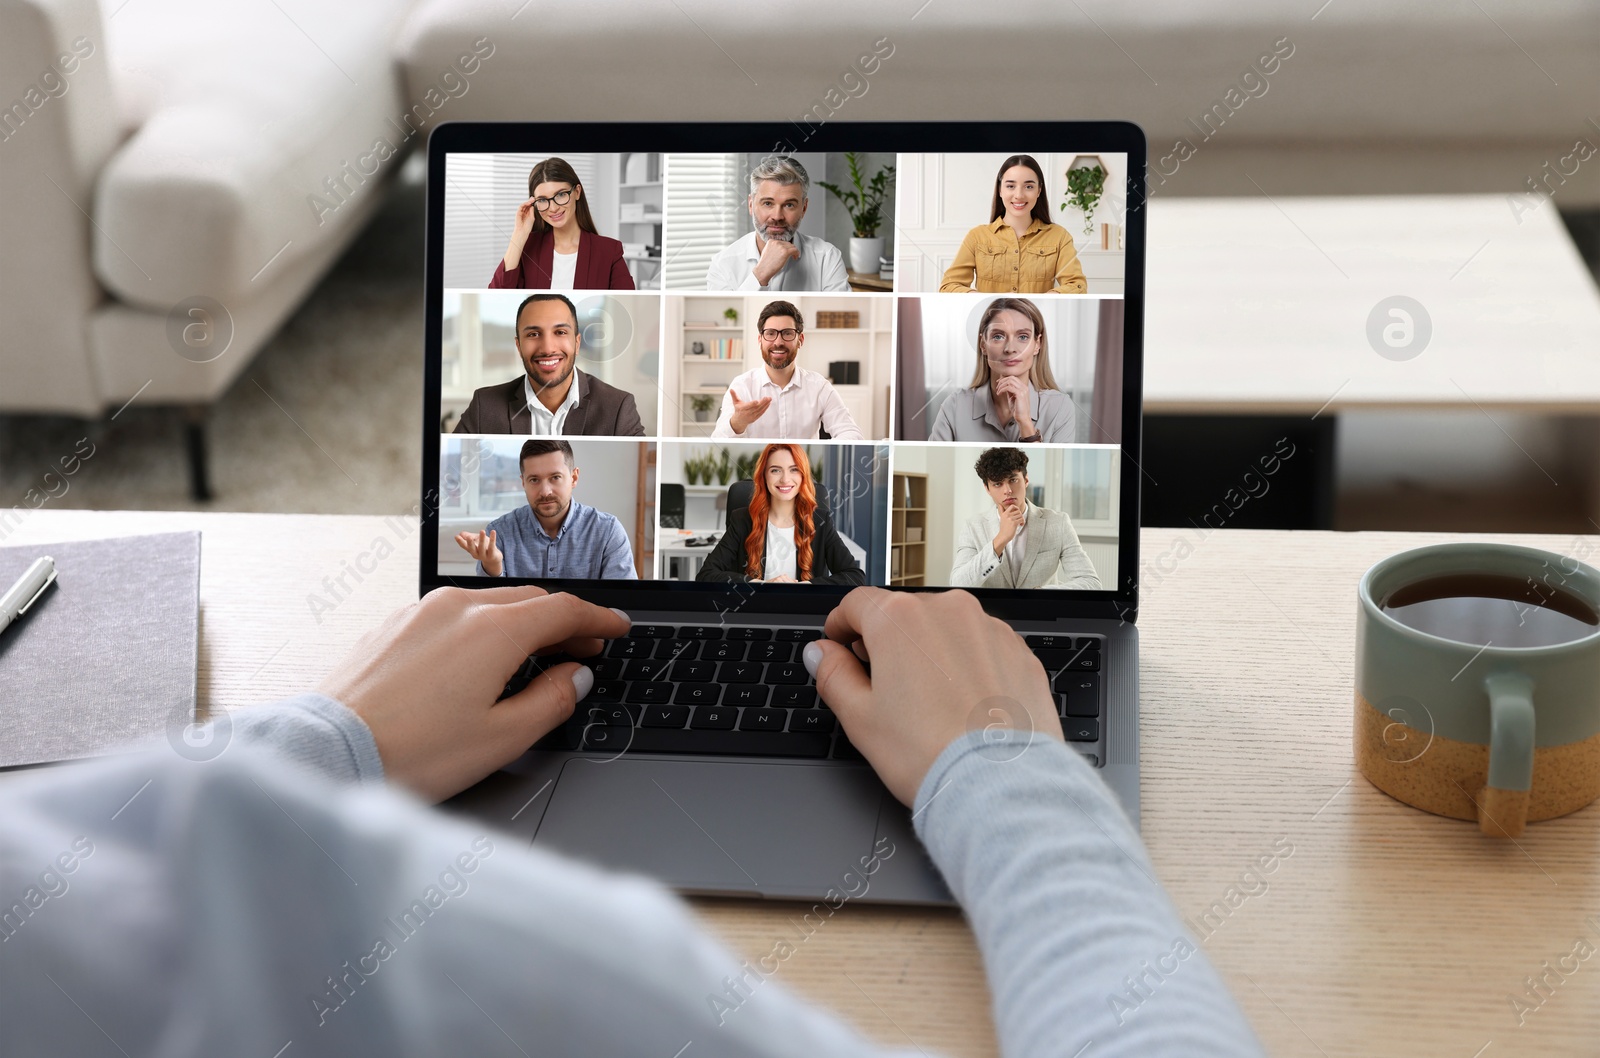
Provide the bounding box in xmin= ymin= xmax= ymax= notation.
xmin=712 ymin=300 xmax=864 ymax=440
xmin=705 ymin=155 xmax=851 ymax=292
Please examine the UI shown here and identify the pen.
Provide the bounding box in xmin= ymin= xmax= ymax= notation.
xmin=0 ymin=556 xmax=57 ymax=635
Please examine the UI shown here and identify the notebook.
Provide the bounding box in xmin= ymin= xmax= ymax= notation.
xmin=0 ymin=531 xmax=200 ymax=768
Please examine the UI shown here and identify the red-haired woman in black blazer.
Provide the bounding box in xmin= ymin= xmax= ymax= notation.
xmin=697 ymin=444 xmax=865 ymax=585
xmin=489 ymin=157 xmax=635 ymax=289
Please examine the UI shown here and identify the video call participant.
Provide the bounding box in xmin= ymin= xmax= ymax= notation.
xmin=454 ymin=294 xmax=645 ymax=436
xmin=939 ymin=154 xmax=1087 ymax=294
xmin=928 ymin=297 xmax=1074 ymax=444
xmin=950 ymin=446 xmax=1102 ymax=590
xmin=711 ymin=300 xmax=864 ymax=440
xmin=489 ymin=157 xmax=634 ymax=290
xmin=705 ymin=155 xmax=851 ymax=292
xmin=455 ymin=439 xmax=637 ymax=579
xmin=696 ymin=443 xmax=866 ymax=585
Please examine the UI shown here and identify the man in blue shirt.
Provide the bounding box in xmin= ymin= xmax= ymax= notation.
xmin=454 ymin=439 xmax=637 ymax=579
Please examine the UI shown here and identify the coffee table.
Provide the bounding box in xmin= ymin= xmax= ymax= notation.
xmin=1139 ymin=194 xmax=1600 ymax=527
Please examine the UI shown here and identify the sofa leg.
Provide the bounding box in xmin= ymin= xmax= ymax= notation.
xmin=184 ymin=406 xmax=213 ymax=502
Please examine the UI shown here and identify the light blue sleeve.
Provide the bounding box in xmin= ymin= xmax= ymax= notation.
xmin=0 ymin=716 xmax=1260 ymax=1057
xmin=912 ymin=730 xmax=1267 ymax=1057
xmin=0 ymin=739 xmax=926 ymax=1058
xmin=226 ymin=692 xmax=386 ymax=786
xmin=601 ymin=516 xmax=640 ymax=579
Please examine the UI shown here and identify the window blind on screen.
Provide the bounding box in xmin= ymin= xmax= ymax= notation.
xmin=442 ymin=153 xmax=599 ymax=289
xmin=662 ymin=154 xmax=743 ymax=288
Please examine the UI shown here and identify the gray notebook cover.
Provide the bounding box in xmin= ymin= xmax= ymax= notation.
xmin=0 ymin=531 xmax=200 ymax=768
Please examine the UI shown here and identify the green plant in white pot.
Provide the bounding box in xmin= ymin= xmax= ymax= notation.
xmin=820 ymin=152 xmax=895 ymax=276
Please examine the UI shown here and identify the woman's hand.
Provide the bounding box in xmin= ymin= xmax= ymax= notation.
xmin=805 ymin=588 xmax=1062 ymax=805
xmin=317 ymin=588 xmax=630 ymax=803
xmin=991 ymin=375 xmax=1032 ymax=434
xmin=502 ymin=197 xmax=538 ymax=271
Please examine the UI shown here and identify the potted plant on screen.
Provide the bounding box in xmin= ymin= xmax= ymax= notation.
xmin=1062 ymin=157 xmax=1106 ymax=238
xmin=819 ymin=152 xmax=895 ymax=276
xmin=689 ymin=393 xmax=716 ymax=422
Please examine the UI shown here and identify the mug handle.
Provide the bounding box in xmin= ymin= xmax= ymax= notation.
xmin=1478 ymin=671 xmax=1536 ymax=837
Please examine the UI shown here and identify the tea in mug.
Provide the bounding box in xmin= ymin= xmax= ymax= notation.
xmin=1381 ymin=573 xmax=1599 ymax=649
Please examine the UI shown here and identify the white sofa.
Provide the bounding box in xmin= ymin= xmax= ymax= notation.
xmin=396 ymin=0 xmax=1600 ymax=204
xmin=1 ymin=0 xmax=421 ymax=494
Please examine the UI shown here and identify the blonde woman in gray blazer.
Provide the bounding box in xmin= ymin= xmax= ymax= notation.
xmin=949 ymin=446 xmax=1102 ymax=589
xmin=927 ymin=297 xmax=1076 ymax=444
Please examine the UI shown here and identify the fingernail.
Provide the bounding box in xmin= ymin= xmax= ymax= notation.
xmin=802 ymin=640 xmax=824 ymax=676
xmin=571 ymin=665 xmax=594 ymax=702
xmin=608 ymin=606 xmax=632 ymax=627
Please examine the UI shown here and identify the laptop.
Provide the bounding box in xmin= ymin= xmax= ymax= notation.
xmin=422 ymin=122 xmax=1146 ymax=905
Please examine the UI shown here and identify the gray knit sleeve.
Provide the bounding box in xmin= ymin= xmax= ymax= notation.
xmin=911 ymin=729 xmax=1266 ymax=1057
xmin=224 ymin=692 xmax=386 ymax=786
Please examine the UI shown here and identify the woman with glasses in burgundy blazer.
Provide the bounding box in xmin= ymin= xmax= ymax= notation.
xmin=489 ymin=157 xmax=635 ymax=290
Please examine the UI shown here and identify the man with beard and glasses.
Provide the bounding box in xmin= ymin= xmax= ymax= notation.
xmin=453 ymin=294 xmax=645 ymax=436
xmin=711 ymin=300 xmax=863 ymax=440
xmin=705 ymin=156 xmax=851 ymax=292
xmin=454 ymin=439 xmax=637 ymax=579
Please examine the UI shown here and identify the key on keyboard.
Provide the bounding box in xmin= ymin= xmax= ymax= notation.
xmin=513 ymin=626 xmax=859 ymax=761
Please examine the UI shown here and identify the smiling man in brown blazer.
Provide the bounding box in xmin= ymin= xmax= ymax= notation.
xmin=454 ymin=294 xmax=646 ymax=436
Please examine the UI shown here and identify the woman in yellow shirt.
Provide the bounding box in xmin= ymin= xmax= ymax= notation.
xmin=940 ymin=155 xmax=1088 ymax=294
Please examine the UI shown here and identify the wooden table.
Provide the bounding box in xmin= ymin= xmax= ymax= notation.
xmin=7 ymin=509 xmax=1600 ymax=1057
xmin=847 ymin=270 xmax=894 ymax=292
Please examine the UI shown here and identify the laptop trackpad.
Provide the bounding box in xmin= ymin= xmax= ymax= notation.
xmin=533 ymin=758 xmax=884 ymax=896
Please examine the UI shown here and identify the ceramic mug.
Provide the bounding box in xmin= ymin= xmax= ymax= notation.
xmin=1355 ymin=542 xmax=1600 ymax=837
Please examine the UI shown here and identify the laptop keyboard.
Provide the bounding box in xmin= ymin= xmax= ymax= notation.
xmin=504 ymin=626 xmax=1104 ymax=766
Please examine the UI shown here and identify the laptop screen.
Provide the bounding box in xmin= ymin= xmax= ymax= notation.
xmin=423 ymin=124 xmax=1144 ymax=621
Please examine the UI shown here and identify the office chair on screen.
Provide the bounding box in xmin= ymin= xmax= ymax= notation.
xmin=660 ymin=484 xmax=685 ymax=528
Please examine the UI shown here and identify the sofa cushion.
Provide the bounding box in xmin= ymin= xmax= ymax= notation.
xmin=93 ymin=0 xmax=418 ymax=308
xmin=396 ymin=0 xmax=1599 ymax=154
